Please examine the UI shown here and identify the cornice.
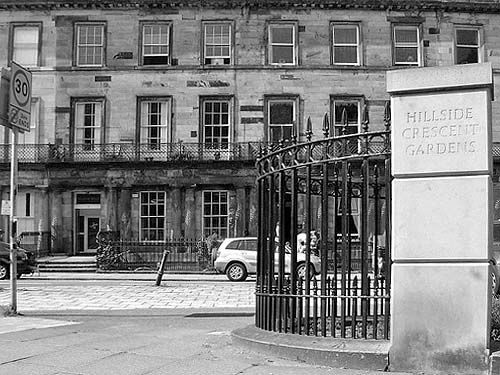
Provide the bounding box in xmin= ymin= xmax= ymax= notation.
xmin=1 ymin=0 xmax=500 ymax=13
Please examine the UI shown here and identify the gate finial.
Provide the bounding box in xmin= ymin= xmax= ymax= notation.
xmin=322 ymin=113 xmax=330 ymax=138
xmin=383 ymin=101 xmax=391 ymax=130
xmin=341 ymin=108 xmax=348 ymax=135
xmin=292 ymin=121 xmax=298 ymax=144
xmin=362 ymin=104 xmax=369 ymax=132
xmin=306 ymin=116 xmax=313 ymax=141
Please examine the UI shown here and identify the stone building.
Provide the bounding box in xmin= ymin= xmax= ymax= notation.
xmin=0 ymin=0 xmax=499 ymax=254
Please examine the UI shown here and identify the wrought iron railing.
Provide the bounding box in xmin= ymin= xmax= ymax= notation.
xmin=256 ymin=106 xmax=391 ymax=340
xmin=96 ymin=237 xmax=210 ymax=272
xmin=18 ymin=231 xmax=52 ymax=258
xmin=0 ymin=142 xmax=263 ymax=164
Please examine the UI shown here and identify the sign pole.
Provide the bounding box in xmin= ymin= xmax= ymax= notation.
xmin=1 ymin=61 xmax=31 ymax=314
xmin=9 ymin=127 xmax=18 ymax=313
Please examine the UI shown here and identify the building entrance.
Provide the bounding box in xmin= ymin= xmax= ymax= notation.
xmin=74 ymin=192 xmax=102 ymax=253
xmin=76 ymin=212 xmax=100 ymax=253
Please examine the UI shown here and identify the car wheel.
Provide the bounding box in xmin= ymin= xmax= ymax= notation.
xmin=0 ymin=263 xmax=8 ymax=280
xmin=297 ymin=263 xmax=314 ymax=280
xmin=226 ymin=263 xmax=247 ymax=282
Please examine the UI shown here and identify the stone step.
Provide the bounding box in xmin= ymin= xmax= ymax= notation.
xmin=37 ymin=260 xmax=96 ymax=265
xmin=232 ymin=325 xmax=390 ymax=371
xmin=36 ymin=261 xmax=97 ymax=273
xmin=37 ymin=268 xmax=97 ymax=273
xmin=37 ymin=263 xmax=96 ymax=268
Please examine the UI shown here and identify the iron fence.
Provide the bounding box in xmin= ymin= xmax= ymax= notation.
xmin=96 ymin=237 xmax=209 ymax=272
xmin=18 ymin=231 xmax=52 ymax=258
xmin=256 ymin=105 xmax=391 ymax=340
xmin=0 ymin=142 xmax=262 ymax=164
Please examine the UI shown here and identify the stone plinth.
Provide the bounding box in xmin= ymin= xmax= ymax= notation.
xmin=387 ymin=63 xmax=493 ymax=375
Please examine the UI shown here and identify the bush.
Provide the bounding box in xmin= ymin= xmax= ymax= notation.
xmin=491 ymin=296 xmax=500 ymax=341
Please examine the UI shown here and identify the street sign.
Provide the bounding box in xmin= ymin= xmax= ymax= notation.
xmin=9 ymin=62 xmax=31 ymax=132
xmin=1 ymin=200 xmax=10 ymax=216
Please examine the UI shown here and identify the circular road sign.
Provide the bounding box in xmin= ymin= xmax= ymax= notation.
xmin=12 ymin=69 xmax=31 ymax=108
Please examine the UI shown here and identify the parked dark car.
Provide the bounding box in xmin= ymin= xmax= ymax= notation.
xmin=0 ymin=242 xmax=35 ymax=279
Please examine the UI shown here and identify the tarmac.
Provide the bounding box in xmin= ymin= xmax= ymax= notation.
xmin=0 ymin=272 xmax=413 ymax=374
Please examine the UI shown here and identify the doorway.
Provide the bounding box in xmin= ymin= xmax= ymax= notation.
xmin=76 ymin=211 xmax=100 ymax=253
xmin=74 ymin=192 xmax=102 ymax=254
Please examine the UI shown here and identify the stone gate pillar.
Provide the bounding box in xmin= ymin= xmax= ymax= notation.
xmin=387 ymin=63 xmax=493 ymax=374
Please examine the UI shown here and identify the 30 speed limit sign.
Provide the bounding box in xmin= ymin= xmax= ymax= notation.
xmin=9 ymin=61 xmax=32 ymax=132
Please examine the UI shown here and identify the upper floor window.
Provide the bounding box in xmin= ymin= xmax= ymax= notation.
xmin=332 ymin=23 xmax=360 ymax=65
xmin=75 ymin=23 xmax=105 ymax=67
xmin=455 ymin=27 xmax=481 ymax=65
xmin=10 ymin=23 xmax=41 ymax=67
xmin=266 ymin=97 xmax=298 ymax=143
xmin=392 ymin=25 xmax=421 ymax=66
xmin=202 ymin=98 xmax=231 ymax=146
xmin=73 ymin=99 xmax=104 ymax=150
xmin=139 ymin=98 xmax=171 ymax=149
xmin=141 ymin=23 xmax=171 ymax=66
xmin=268 ymin=23 xmax=297 ymax=65
xmin=203 ymin=22 xmax=232 ymax=65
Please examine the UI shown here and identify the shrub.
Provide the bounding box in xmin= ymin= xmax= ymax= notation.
xmin=491 ymin=296 xmax=500 ymax=341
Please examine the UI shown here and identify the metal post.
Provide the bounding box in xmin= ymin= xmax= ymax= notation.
xmin=155 ymin=249 xmax=169 ymax=286
xmin=9 ymin=127 xmax=18 ymax=313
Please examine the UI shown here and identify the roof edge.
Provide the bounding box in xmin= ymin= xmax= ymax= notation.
xmin=2 ymin=0 xmax=500 ymax=13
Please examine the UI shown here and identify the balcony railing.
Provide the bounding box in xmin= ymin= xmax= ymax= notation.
xmin=0 ymin=142 xmax=263 ymax=164
xmin=2 ymin=141 xmax=500 ymax=164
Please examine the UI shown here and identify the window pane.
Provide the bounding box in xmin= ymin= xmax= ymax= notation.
xmin=143 ymin=24 xmax=169 ymax=65
xmin=457 ymin=47 xmax=479 ymax=64
xmin=334 ymin=27 xmax=357 ymax=44
xmin=457 ymin=29 xmax=478 ymax=46
xmin=270 ymin=102 xmax=293 ymax=125
xmin=395 ymin=47 xmax=418 ymax=64
xmin=334 ymin=46 xmax=358 ymax=64
xmin=334 ymin=102 xmax=359 ymax=125
xmin=13 ymin=26 xmax=39 ymax=66
xmin=395 ymin=28 xmax=417 ymax=43
xmin=77 ymin=25 xmax=104 ymax=66
xmin=272 ymin=46 xmax=293 ymax=64
xmin=203 ymin=191 xmax=229 ymax=238
xmin=271 ymin=26 xmax=293 ymax=43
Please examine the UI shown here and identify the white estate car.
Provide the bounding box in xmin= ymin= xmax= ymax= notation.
xmin=214 ymin=237 xmax=321 ymax=281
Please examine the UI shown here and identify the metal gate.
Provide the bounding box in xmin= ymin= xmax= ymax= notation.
xmin=255 ymin=105 xmax=391 ymax=339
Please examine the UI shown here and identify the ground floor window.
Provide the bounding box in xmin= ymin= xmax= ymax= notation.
xmin=140 ymin=191 xmax=166 ymax=241
xmin=203 ymin=191 xmax=228 ymax=238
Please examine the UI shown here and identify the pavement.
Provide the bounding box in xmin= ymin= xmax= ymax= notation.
xmin=0 ymin=272 xmax=413 ymax=374
xmin=0 ymin=273 xmax=255 ymax=311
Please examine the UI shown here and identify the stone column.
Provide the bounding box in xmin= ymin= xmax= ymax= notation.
xmin=236 ymin=187 xmax=246 ymax=236
xmin=248 ymin=186 xmax=258 ymax=236
xmin=184 ymin=188 xmax=195 ymax=239
xmin=118 ymin=188 xmax=132 ymax=240
xmin=170 ymin=188 xmax=182 ymax=239
xmin=103 ymin=186 xmax=118 ymax=231
xmin=387 ymin=63 xmax=493 ymax=374
xmin=38 ymin=188 xmax=49 ymax=233
xmin=49 ymin=188 xmax=64 ymax=253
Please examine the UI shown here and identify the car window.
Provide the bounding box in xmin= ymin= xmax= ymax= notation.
xmin=225 ymin=240 xmax=241 ymax=250
xmin=243 ymin=240 xmax=257 ymax=251
xmin=237 ymin=240 xmax=251 ymax=250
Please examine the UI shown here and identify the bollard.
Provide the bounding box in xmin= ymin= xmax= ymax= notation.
xmin=155 ymin=249 xmax=169 ymax=286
